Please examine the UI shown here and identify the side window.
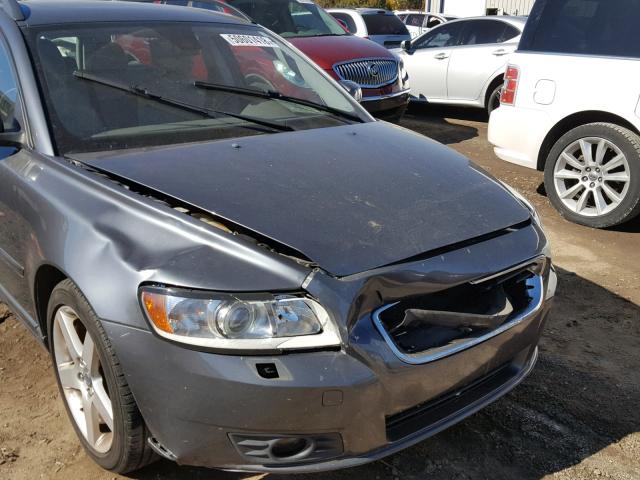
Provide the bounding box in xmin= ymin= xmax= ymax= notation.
xmin=501 ymin=24 xmax=520 ymax=42
xmin=330 ymin=12 xmax=357 ymax=33
xmin=521 ymin=0 xmax=640 ymax=58
xmin=425 ymin=15 xmax=444 ymax=29
xmin=406 ymin=14 xmax=425 ymax=27
xmin=414 ymin=22 xmax=463 ymax=49
xmin=459 ymin=20 xmax=508 ymax=46
xmin=0 ymin=41 xmax=19 ymax=133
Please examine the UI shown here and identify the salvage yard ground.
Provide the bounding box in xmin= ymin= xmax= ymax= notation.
xmin=1 ymin=105 xmax=639 ymax=480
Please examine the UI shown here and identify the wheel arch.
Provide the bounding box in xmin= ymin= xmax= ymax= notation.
xmin=536 ymin=111 xmax=640 ymax=171
xmin=484 ymin=74 xmax=504 ymax=109
xmin=33 ymin=263 xmax=68 ymax=349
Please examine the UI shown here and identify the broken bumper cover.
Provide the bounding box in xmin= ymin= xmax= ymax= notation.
xmin=102 ymin=266 xmax=553 ymax=472
xmin=224 ymin=346 xmax=540 ymax=473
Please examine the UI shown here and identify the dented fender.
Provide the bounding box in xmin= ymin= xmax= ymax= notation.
xmin=0 ymin=151 xmax=309 ymax=335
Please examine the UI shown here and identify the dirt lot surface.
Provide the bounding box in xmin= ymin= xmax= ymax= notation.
xmin=1 ymin=105 xmax=638 ymax=480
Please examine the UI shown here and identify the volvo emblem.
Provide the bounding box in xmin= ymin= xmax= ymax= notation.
xmin=367 ymin=62 xmax=380 ymax=77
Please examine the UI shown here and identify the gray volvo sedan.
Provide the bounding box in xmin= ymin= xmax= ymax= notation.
xmin=0 ymin=0 xmax=556 ymax=474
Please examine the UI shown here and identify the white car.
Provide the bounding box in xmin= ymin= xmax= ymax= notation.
xmin=394 ymin=10 xmax=457 ymax=39
xmin=327 ymin=8 xmax=411 ymax=49
xmin=395 ymin=16 xmax=526 ymax=115
xmin=489 ymin=0 xmax=640 ymax=228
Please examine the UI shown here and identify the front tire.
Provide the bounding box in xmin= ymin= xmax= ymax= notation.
xmin=544 ymin=122 xmax=640 ymax=228
xmin=48 ymin=279 xmax=156 ymax=473
xmin=486 ymin=82 xmax=502 ymax=116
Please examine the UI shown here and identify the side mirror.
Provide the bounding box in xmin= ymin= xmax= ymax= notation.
xmin=0 ymin=129 xmax=26 ymax=148
xmin=0 ymin=109 xmax=25 ymax=147
xmin=401 ymin=40 xmax=413 ymax=52
xmin=339 ymin=80 xmax=362 ymax=103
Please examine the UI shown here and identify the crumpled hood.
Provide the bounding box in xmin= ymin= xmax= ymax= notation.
xmin=72 ymin=122 xmax=530 ymax=277
xmin=288 ymin=35 xmax=395 ymax=70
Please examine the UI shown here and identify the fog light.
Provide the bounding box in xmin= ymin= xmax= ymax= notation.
xmin=271 ymin=437 xmax=312 ymax=459
xmin=230 ymin=432 xmax=343 ymax=464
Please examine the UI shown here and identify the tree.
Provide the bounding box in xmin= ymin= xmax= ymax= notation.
xmin=316 ymin=0 xmax=424 ymax=10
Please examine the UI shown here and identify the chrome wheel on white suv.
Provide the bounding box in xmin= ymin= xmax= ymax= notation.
xmin=553 ymin=137 xmax=630 ymax=216
xmin=545 ymin=123 xmax=640 ymax=228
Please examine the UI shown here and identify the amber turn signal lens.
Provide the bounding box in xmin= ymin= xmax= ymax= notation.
xmin=141 ymin=291 xmax=172 ymax=333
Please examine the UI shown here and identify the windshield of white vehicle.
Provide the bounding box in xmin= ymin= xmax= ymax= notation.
xmin=27 ymin=22 xmax=366 ymax=154
xmin=225 ymin=0 xmax=348 ymax=38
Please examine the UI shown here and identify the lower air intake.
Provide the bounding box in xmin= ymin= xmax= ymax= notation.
xmin=229 ymin=432 xmax=343 ymax=465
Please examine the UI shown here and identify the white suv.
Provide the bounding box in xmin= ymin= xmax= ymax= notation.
xmin=489 ymin=0 xmax=640 ymax=228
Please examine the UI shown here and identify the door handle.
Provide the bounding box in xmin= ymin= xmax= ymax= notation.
xmin=434 ymin=52 xmax=449 ymax=60
xmin=492 ymin=49 xmax=509 ymax=56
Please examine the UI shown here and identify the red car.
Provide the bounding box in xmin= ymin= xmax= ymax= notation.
xmin=152 ymin=0 xmax=410 ymax=121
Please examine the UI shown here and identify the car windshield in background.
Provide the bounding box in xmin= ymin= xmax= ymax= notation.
xmin=28 ymin=22 xmax=365 ymax=154
xmin=520 ymin=0 xmax=640 ymax=58
xmin=225 ymin=0 xmax=348 ymax=38
xmin=363 ymin=13 xmax=409 ymax=35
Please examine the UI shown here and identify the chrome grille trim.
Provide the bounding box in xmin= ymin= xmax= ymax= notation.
xmin=333 ymin=58 xmax=398 ymax=88
xmin=372 ymin=256 xmax=547 ymax=365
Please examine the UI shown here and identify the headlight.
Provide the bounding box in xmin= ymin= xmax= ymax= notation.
xmin=140 ymin=287 xmax=340 ymax=351
xmin=502 ymin=182 xmax=544 ymax=229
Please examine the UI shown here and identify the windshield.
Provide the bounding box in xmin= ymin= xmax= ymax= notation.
xmin=27 ymin=21 xmax=366 ymax=155
xmin=225 ymin=0 xmax=349 ymax=38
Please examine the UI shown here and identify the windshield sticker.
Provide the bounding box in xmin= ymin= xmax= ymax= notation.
xmin=220 ymin=34 xmax=279 ymax=48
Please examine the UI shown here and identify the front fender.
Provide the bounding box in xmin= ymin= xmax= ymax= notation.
xmin=17 ymin=152 xmax=309 ymax=330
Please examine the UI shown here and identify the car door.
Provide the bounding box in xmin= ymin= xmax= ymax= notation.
xmin=402 ymin=21 xmax=465 ymax=100
xmin=446 ymin=19 xmax=521 ymax=102
xmin=0 ymin=34 xmax=38 ymax=325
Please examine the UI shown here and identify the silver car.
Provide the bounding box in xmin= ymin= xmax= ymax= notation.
xmin=0 ymin=0 xmax=555 ymax=475
xmin=328 ymin=8 xmax=411 ymax=49
xmin=395 ymin=16 xmax=526 ymax=115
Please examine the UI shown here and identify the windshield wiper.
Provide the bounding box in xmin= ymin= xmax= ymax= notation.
xmin=193 ymin=81 xmax=364 ymax=123
xmin=72 ymin=71 xmax=294 ymax=132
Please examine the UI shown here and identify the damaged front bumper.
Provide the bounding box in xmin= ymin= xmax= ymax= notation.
xmin=103 ymin=222 xmax=555 ymax=473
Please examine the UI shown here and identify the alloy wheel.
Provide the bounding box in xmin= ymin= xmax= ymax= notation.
xmin=53 ymin=306 xmax=114 ymax=453
xmin=553 ymin=137 xmax=631 ymax=217
xmin=489 ymin=87 xmax=502 ymax=113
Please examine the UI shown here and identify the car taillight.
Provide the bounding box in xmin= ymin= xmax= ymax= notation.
xmin=500 ymin=66 xmax=519 ymax=106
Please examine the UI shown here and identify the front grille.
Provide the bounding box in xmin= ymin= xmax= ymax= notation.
xmin=333 ymin=59 xmax=398 ymax=88
xmin=373 ymin=258 xmax=546 ymax=364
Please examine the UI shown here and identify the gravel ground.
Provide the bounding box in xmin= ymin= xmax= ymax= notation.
xmin=1 ymin=104 xmax=638 ymax=480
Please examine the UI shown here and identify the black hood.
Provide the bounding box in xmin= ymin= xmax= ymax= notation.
xmin=72 ymin=122 xmax=530 ymax=276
